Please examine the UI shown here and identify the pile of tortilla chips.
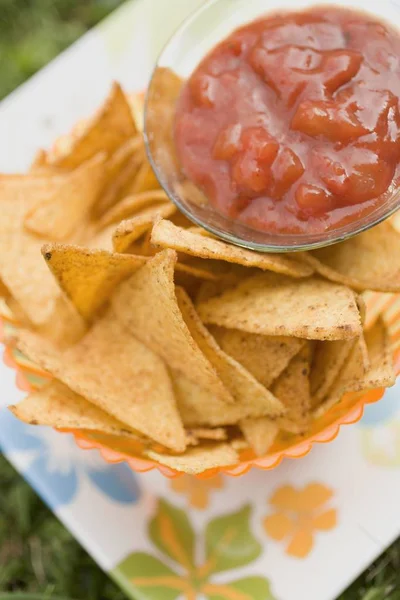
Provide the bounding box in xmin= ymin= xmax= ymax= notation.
xmin=1 ymin=82 xmax=398 ymax=475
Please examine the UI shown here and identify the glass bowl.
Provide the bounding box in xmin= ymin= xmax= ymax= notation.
xmin=144 ymin=0 xmax=400 ymax=252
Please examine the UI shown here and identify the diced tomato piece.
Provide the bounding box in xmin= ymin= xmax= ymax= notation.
xmin=341 ymin=156 xmax=394 ymax=203
xmin=270 ymin=148 xmax=305 ymax=198
xmin=295 ymin=184 xmax=334 ymax=216
xmin=189 ymin=73 xmax=218 ymax=107
xmin=322 ymin=50 xmax=363 ymax=93
xmin=213 ymin=124 xmax=242 ymax=160
xmin=231 ymin=152 xmax=272 ymax=194
xmin=292 ymin=100 xmax=367 ymax=142
xmin=241 ymin=127 xmax=279 ymax=165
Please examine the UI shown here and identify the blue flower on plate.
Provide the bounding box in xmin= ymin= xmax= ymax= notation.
xmin=359 ymin=384 xmax=400 ymax=427
xmin=0 ymin=409 xmax=141 ymax=509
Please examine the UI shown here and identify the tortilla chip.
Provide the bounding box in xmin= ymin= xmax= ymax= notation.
xmin=273 ymin=344 xmax=312 ymax=433
xmin=175 ymin=262 xmax=219 ymax=282
xmin=145 ymin=67 xmax=183 ymax=179
xmin=111 ymin=249 xmax=232 ymax=402
xmin=98 ymin=190 xmax=169 ymax=227
xmin=151 ymin=220 xmax=314 ymax=277
xmin=42 ymin=243 xmax=147 ymax=320
xmin=126 ymin=159 xmax=160 ymax=196
xmin=112 ymin=204 xmax=176 ymax=253
xmin=310 ymin=339 xmax=355 ymax=405
xmin=210 ymin=326 xmax=306 ymax=389
xmin=360 ymin=320 xmax=395 ymax=389
xmin=176 ymin=287 xmax=284 ymax=416
xmin=30 ymin=149 xmax=49 ymax=171
xmin=313 ymin=334 xmax=371 ymax=417
xmin=239 ymin=418 xmax=279 ymax=456
xmin=25 ymin=154 xmax=105 ymax=241
xmin=14 ymin=312 xmax=186 ymax=452
xmin=173 ymin=372 xmax=280 ymax=426
xmin=147 ymin=443 xmax=238 ymax=474
xmin=49 ymin=82 xmax=137 ymax=169
xmin=11 ymin=379 xmax=144 ymax=439
xmin=300 ymin=222 xmax=400 ymax=292
xmin=0 ymin=172 xmax=85 ymax=325
xmin=187 ymin=427 xmax=227 ymax=441
xmin=197 ymin=273 xmax=362 ymax=341
xmin=94 ymin=143 xmax=145 ymax=218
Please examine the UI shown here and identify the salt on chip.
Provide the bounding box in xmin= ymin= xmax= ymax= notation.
xmin=14 ymin=315 xmax=186 ymax=452
xmin=25 ymin=154 xmax=106 ymax=241
xmin=49 ymin=82 xmax=137 ymax=169
xmin=11 ymin=379 xmax=143 ymax=439
xmin=112 ymin=204 xmax=176 ymax=253
xmin=42 ymin=243 xmax=147 ymax=320
xmin=240 ymin=418 xmax=279 ymax=456
xmin=210 ymin=326 xmax=306 ymax=389
xmin=197 ymin=273 xmax=362 ymax=341
xmin=151 ymin=219 xmax=314 ymax=277
xmin=98 ymin=190 xmax=169 ymax=227
xmin=146 ymin=443 xmax=238 ymax=474
xmin=176 ymin=287 xmax=284 ymax=416
xmin=272 ymin=343 xmax=312 ymax=433
xmin=111 ymin=249 xmax=232 ymax=402
xmin=300 ymin=222 xmax=400 ymax=293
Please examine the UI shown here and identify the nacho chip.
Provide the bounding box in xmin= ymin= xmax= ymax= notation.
xmin=239 ymin=418 xmax=279 ymax=456
xmin=98 ymin=190 xmax=169 ymax=227
xmin=111 ymin=250 xmax=232 ymax=402
xmin=42 ymin=243 xmax=147 ymax=320
xmin=360 ymin=320 xmax=395 ymax=389
xmin=0 ymin=172 xmax=85 ymax=325
xmin=310 ymin=339 xmax=355 ymax=405
xmin=151 ymin=220 xmax=314 ymax=277
xmin=94 ymin=143 xmax=145 ymax=217
xmin=176 ymin=287 xmax=284 ymax=416
xmin=197 ymin=273 xmax=362 ymax=341
xmin=313 ymin=334 xmax=371 ymax=417
xmin=173 ymin=373 xmax=279 ymax=426
xmin=49 ymin=82 xmax=137 ymax=168
xmin=300 ymin=222 xmax=400 ymax=292
xmin=11 ymin=379 xmax=143 ymax=439
xmin=126 ymin=159 xmax=160 ymax=196
xmin=187 ymin=427 xmax=227 ymax=441
xmin=145 ymin=67 xmax=183 ymax=178
xmin=25 ymin=154 xmax=105 ymax=241
xmin=147 ymin=443 xmax=238 ymax=474
xmin=30 ymin=149 xmax=49 ymax=171
xmin=272 ymin=344 xmax=312 ymax=433
xmin=210 ymin=326 xmax=306 ymax=389
xmin=112 ymin=204 xmax=176 ymax=253
xmin=14 ymin=313 xmax=186 ymax=452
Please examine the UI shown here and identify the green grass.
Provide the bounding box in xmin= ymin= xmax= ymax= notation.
xmin=0 ymin=1 xmax=399 ymax=598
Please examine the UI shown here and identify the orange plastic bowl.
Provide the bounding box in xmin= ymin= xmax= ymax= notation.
xmin=2 ymin=290 xmax=400 ymax=479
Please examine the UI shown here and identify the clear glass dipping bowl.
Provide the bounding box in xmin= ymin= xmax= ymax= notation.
xmin=144 ymin=0 xmax=400 ymax=253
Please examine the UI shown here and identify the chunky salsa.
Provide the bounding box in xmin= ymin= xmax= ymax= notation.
xmin=174 ymin=6 xmax=400 ymax=234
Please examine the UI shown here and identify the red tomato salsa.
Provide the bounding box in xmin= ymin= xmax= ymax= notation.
xmin=174 ymin=6 xmax=400 ymax=234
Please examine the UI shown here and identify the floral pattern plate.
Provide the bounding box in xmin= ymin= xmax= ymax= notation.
xmin=1 ymin=1 xmax=400 ymax=599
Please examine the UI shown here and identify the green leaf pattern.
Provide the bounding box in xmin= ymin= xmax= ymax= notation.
xmin=112 ymin=499 xmax=275 ymax=600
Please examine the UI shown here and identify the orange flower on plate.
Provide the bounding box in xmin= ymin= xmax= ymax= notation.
xmin=171 ymin=474 xmax=224 ymax=509
xmin=263 ymin=482 xmax=337 ymax=558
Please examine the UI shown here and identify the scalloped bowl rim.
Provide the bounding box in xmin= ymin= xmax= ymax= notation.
xmin=2 ymin=315 xmax=399 ymax=479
